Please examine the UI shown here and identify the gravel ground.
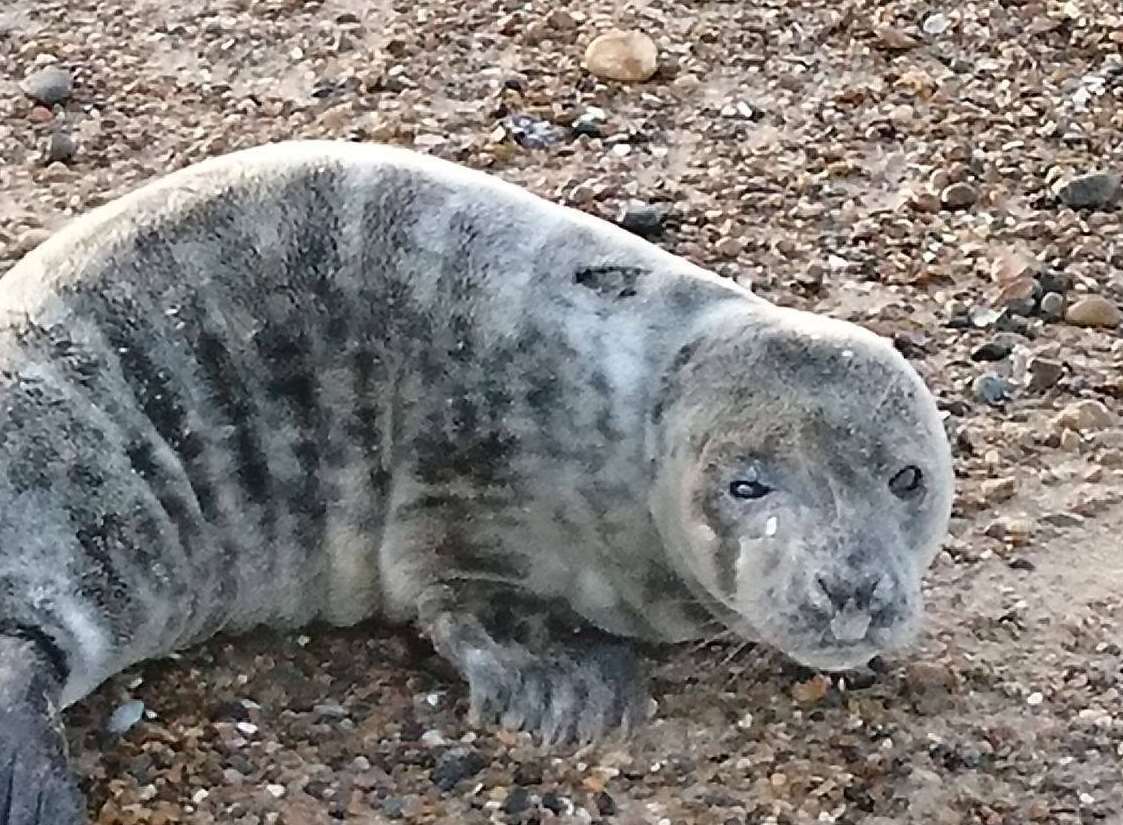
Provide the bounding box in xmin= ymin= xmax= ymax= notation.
xmin=2 ymin=0 xmax=1122 ymax=823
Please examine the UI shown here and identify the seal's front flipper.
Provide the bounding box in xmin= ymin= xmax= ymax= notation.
xmin=0 ymin=634 xmax=85 ymax=825
xmin=418 ymin=585 xmax=651 ymax=746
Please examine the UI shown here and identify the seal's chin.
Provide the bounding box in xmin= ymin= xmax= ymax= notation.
xmin=771 ymin=606 xmax=919 ymax=673
xmin=785 ymin=641 xmax=881 ymax=673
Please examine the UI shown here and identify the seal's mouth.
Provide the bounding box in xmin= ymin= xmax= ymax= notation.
xmin=787 ymin=639 xmax=880 ymax=672
xmin=780 ymin=607 xmax=917 ymax=672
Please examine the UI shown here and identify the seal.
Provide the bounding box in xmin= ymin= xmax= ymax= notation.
xmin=0 ymin=140 xmax=953 ymax=823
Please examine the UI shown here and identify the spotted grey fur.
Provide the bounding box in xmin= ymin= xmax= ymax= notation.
xmin=0 ymin=141 xmax=953 ymax=823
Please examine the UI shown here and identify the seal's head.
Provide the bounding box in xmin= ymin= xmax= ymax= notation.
xmin=649 ymin=299 xmax=953 ymax=671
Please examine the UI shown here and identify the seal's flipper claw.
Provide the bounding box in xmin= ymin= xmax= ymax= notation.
xmin=0 ymin=635 xmax=85 ymax=825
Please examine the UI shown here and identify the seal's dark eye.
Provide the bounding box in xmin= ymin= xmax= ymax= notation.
xmin=729 ymin=479 xmax=772 ymax=500
xmin=889 ymin=465 xmax=924 ymax=499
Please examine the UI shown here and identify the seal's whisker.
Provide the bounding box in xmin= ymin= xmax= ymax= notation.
xmin=718 ymin=639 xmax=756 ymax=667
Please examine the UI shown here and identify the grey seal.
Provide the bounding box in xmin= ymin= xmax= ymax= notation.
xmin=0 ymin=141 xmax=953 ymax=823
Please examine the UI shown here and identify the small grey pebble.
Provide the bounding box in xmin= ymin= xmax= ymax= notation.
xmin=970 ymin=340 xmax=1014 ymax=362
xmin=502 ymin=787 xmax=532 ymax=814
xmin=1054 ymin=171 xmax=1121 ymax=209
xmin=618 ymin=202 xmax=668 ymax=238
xmin=571 ymin=112 xmax=606 ymax=137
xmin=967 ymin=307 xmax=1003 ymax=329
xmin=972 ymin=373 xmax=1009 ymax=406
xmin=540 ymin=792 xmax=569 ymax=815
xmin=209 ymin=699 xmax=250 ymax=721
xmin=892 ymin=331 xmax=929 ymax=357
xmin=45 ymin=131 xmax=76 ymax=163
xmin=313 ymin=702 xmax=348 ymax=718
xmin=21 ymin=66 xmax=73 ymax=105
xmin=1036 ymin=269 xmax=1071 ymax=295
xmin=1026 ymin=357 xmax=1064 ymax=393
xmin=431 ymin=747 xmax=486 ymax=792
xmin=1041 ymin=512 xmax=1084 ymax=528
xmin=513 ymin=762 xmax=544 ymax=786
xmin=994 ymin=312 xmax=1029 ymax=335
xmin=504 ymin=114 xmax=564 ymax=149
xmin=595 ymin=791 xmax=617 ymax=816
xmin=1005 ymin=296 xmax=1037 ymax=318
xmin=106 ymin=700 xmax=145 ymax=735
xmin=381 ymin=798 xmax=405 ymax=819
xmin=1039 ymin=291 xmax=1065 ymax=321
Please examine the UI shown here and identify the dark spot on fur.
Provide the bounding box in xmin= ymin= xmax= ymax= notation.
xmin=347 ymin=348 xmax=386 ymax=457
xmin=412 ymin=428 xmax=517 ymax=487
xmin=670 ymin=341 xmax=699 ymax=372
xmin=574 ymin=266 xmax=644 ymax=298
xmin=192 ymin=325 xmax=272 ymax=508
xmin=441 ymin=536 xmax=531 ymax=581
xmin=125 ymin=440 xmax=202 ymax=560
xmin=67 ymin=462 xmax=104 ymax=490
xmin=71 ymin=513 xmax=135 ymax=638
xmin=93 ymin=285 xmax=226 ymax=528
xmin=651 ymin=340 xmax=702 ymax=430
xmin=0 ymin=622 xmax=70 ymax=683
xmin=254 ymin=320 xmax=329 ymax=550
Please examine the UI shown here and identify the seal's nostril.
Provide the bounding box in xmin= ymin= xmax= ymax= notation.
xmin=815 ymin=575 xmax=849 ymax=611
xmin=856 ymin=576 xmax=880 ymax=607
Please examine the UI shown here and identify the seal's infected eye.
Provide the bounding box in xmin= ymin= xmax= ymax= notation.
xmin=889 ymin=465 xmax=924 ymax=499
xmin=729 ymin=479 xmax=772 ymax=500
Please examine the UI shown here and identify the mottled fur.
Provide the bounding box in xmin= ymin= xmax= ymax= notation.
xmin=0 ymin=141 xmax=952 ymax=823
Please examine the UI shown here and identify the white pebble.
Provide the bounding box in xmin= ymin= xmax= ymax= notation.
xmin=922 ymin=12 xmax=950 ymax=35
xmin=266 ymin=784 xmax=286 ymax=798
xmin=765 ymin=516 xmax=778 ymax=537
xmin=106 ymin=700 xmax=145 ymax=735
xmin=235 ymin=721 xmax=259 ymax=735
xmin=1026 ymin=692 xmax=1044 ymax=705
xmin=420 ymin=729 xmax=447 ymax=747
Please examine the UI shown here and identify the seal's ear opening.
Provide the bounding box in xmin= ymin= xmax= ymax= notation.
xmin=0 ymin=634 xmax=86 ymax=823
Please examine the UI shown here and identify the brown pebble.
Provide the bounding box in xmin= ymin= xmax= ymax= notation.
xmin=583 ymin=30 xmax=658 ymax=83
xmin=715 ymin=236 xmax=744 ymax=258
xmin=1064 ymin=295 xmax=1121 ymax=328
xmin=1053 ymin=399 xmax=1115 ymax=433
xmin=28 ymin=106 xmax=54 ymax=123
xmin=940 ymin=182 xmax=979 ymax=209
xmin=981 ymin=477 xmax=1017 ymax=503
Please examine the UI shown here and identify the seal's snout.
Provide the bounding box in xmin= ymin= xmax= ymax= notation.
xmin=811 ymin=572 xmax=896 ymax=643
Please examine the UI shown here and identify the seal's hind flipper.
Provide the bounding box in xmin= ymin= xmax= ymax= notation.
xmin=0 ymin=634 xmax=85 ymax=825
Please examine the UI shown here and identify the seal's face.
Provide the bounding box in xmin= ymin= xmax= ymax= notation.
xmin=658 ymin=307 xmax=953 ymax=671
